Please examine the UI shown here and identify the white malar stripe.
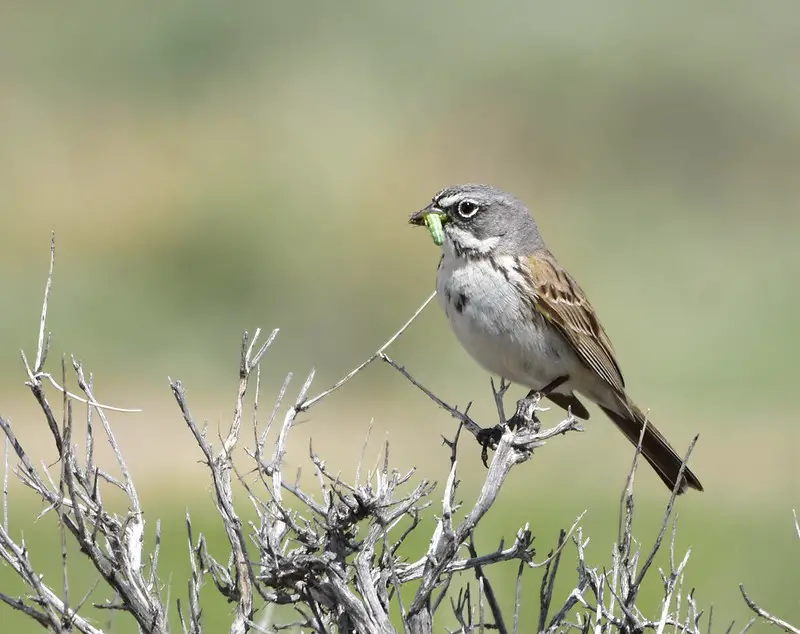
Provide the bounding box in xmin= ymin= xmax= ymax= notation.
xmin=444 ymin=225 xmax=501 ymax=255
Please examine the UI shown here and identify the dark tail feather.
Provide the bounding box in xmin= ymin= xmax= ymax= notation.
xmin=546 ymin=392 xmax=591 ymax=420
xmin=598 ymin=403 xmax=703 ymax=494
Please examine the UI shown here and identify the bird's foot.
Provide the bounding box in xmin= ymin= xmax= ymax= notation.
xmin=509 ymin=395 xmax=542 ymax=432
xmin=478 ymin=375 xmax=569 ymax=467
xmin=476 ymin=400 xmax=540 ymax=466
xmin=476 ymin=424 xmax=504 ymax=467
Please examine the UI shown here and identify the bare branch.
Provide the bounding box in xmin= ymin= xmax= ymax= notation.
xmin=738 ymin=511 xmax=800 ymax=634
xmin=380 ymin=353 xmax=483 ymax=439
xmin=300 ymin=290 xmax=437 ymax=410
xmin=34 ymin=233 xmax=55 ymax=374
xmin=739 ymin=586 xmax=799 ymax=634
xmin=6 ymin=241 xmax=790 ymax=634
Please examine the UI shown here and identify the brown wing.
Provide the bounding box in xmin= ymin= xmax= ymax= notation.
xmin=527 ymin=252 xmax=626 ymax=394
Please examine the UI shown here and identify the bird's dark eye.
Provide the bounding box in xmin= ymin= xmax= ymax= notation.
xmin=456 ymin=200 xmax=479 ymax=219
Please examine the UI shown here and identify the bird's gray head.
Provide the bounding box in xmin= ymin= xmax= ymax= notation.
xmin=409 ymin=184 xmax=545 ymax=257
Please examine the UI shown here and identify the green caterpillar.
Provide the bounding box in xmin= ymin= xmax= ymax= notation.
xmin=424 ymin=213 xmax=445 ymax=246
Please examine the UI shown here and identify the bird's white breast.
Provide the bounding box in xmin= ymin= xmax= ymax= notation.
xmin=436 ymin=251 xmax=577 ymax=389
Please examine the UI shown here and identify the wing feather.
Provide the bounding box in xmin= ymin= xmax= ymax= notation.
xmin=527 ymin=252 xmax=626 ymax=394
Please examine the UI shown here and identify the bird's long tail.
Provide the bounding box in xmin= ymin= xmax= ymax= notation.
xmin=598 ymin=401 xmax=703 ymax=494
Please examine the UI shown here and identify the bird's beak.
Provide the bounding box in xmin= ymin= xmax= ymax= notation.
xmin=409 ymin=203 xmax=444 ymax=226
xmin=410 ymin=203 xmax=447 ymax=246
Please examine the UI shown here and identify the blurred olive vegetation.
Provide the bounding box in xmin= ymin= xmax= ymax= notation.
xmin=1 ymin=1 xmax=798 ymax=631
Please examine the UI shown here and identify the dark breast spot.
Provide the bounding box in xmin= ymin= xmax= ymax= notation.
xmin=453 ymin=292 xmax=469 ymax=314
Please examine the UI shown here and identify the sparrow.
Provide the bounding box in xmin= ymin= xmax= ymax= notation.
xmin=409 ymin=184 xmax=702 ymax=493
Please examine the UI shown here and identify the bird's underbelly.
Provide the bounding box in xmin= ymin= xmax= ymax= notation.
xmin=436 ymin=256 xmax=578 ymax=389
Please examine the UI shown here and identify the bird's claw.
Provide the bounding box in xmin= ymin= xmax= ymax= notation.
xmin=509 ymin=396 xmax=541 ymax=432
xmin=476 ymin=424 xmax=505 ymax=467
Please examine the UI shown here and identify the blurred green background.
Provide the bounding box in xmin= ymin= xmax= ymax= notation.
xmin=1 ymin=1 xmax=798 ymax=632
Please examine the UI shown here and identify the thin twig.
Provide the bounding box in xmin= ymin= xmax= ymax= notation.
xmin=740 ymin=585 xmax=800 ymax=634
xmin=299 ymin=290 xmax=437 ymax=410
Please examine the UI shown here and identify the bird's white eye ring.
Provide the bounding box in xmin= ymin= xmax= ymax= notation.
xmin=457 ymin=199 xmax=480 ymax=219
